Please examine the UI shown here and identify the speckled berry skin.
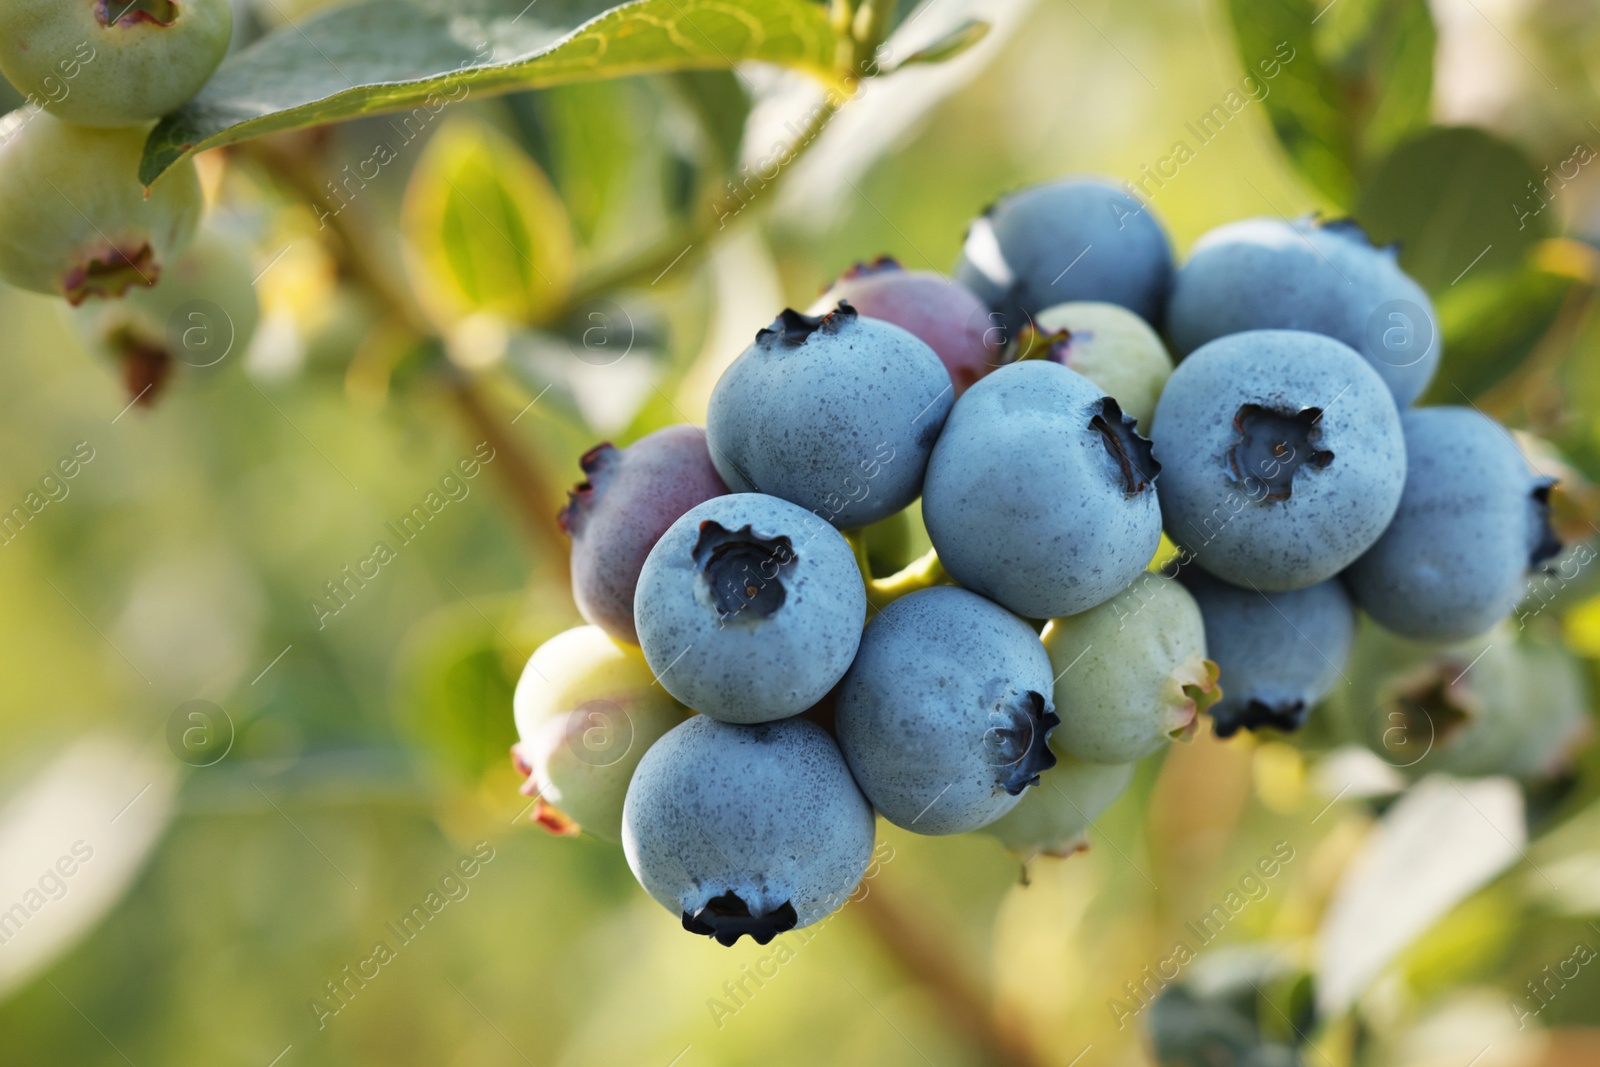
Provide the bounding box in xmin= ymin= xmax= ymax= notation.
xmin=1043 ymin=573 xmax=1219 ymax=764
xmin=706 ymin=304 xmax=953 ymax=529
xmin=834 ymin=586 xmax=1059 ymax=835
xmin=811 ymin=257 xmax=1000 ymax=397
xmin=953 ymin=178 xmax=1174 ymax=337
xmin=984 ymin=754 xmax=1135 ymax=860
xmin=1167 ymin=217 xmax=1440 ymax=406
xmin=560 ymin=425 xmax=728 ymax=645
xmin=511 ymin=626 xmax=689 ymax=841
xmin=634 ymin=493 xmax=866 ymax=723
xmin=1150 ymin=330 xmax=1406 ymax=591
xmin=1032 ymin=300 xmax=1175 ymax=430
xmin=622 ymin=715 xmax=875 ymax=945
xmin=0 ymin=0 xmax=232 ymax=128
xmin=921 ymin=360 xmax=1163 ymax=619
xmin=0 ymin=115 xmax=200 ymax=304
xmin=1346 ymin=407 xmax=1560 ymax=642
xmin=1180 ymin=568 xmax=1354 ymax=737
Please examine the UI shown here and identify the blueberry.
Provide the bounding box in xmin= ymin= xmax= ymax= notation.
xmin=1324 ymin=620 xmax=1590 ymax=781
xmin=921 ymin=360 xmax=1163 ymax=618
xmin=0 ymin=0 xmax=232 ymax=128
xmin=1031 ymin=301 xmax=1174 ymax=430
xmin=834 ymin=586 xmax=1059 ymax=835
xmin=511 ymin=625 xmax=689 ymax=841
xmin=1346 ymin=407 xmax=1560 ymax=642
xmin=813 ymin=257 xmax=1001 ymax=397
xmin=1179 ymin=568 xmax=1354 ymax=737
xmin=633 ymin=493 xmax=866 ymax=723
xmin=706 ymin=303 xmax=954 ymax=529
xmin=953 ymin=178 xmax=1174 ymax=339
xmin=72 ymin=227 xmax=261 ymax=407
xmin=1044 ymin=572 xmax=1220 ymax=764
xmin=0 ymin=114 xmax=201 ymax=304
xmin=622 ymin=715 xmax=875 ymax=945
xmin=560 ymin=425 xmax=728 ymax=644
xmin=1150 ymin=329 xmax=1406 ymax=590
xmin=1167 ymin=216 xmax=1440 ymax=405
xmin=984 ymin=754 xmax=1135 ymax=860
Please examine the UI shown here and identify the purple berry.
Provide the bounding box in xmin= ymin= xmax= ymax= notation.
xmin=560 ymin=424 xmax=727 ymax=644
xmin=815 ymin=257 xmax=1000 ymax=396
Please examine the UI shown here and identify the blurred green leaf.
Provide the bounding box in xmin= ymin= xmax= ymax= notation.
xmin=1226 ymin=0 xmax=1434 ymax=207
xmin=139 ymin=0 xmax=839 ymax=185
xmin=1315 ymin=0 xmax=1434 ymax=165
xmin=1357 ymin=126 xmax=1550 ymax=291
xmin=401 ymin=120 xmax=576 ymax=325
xmin=506 ymin=81 xmax=639 ymax=244
xmin=392 ymin=600 xmax=522 ymax=779
xmin=670 ymin=70 xmax=752 ymax=172
xmin=1423 ymin=259 xmax=1583 ymax=402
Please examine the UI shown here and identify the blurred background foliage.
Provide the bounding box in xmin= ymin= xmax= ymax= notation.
xmin=3 ymin=0 xmax=1600 ymax=1064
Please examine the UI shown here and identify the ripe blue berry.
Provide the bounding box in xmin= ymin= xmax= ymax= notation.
xmin=1166 ymin=216 xmax=1440 ymax=405
xmin=706 ymin=303 xmax=953 ymax=529
xmin=633 ymin=493 xmax=866 ymax=723
xmin=1180 ymin=568 xmax=1355 ymax=737
xmin=1346 ymin=407 xmax=1560 ymax=642
xmin=560 ymin=425 xmax=727 ymax=645
xmin=1150 ymin=330 xmax=1406 ymax=590
xmin=622 ymin=715 xmax=875 ymax=945
xmin=813 ymin=257 xmax=1000 ymax=397
xmin=922 ymin=360 xmax=1163 ymax=619
xmin=835 ymin=586 xmax=1059 ymax=835
xmin=954 ymin=178 xmax=1174 ymax=338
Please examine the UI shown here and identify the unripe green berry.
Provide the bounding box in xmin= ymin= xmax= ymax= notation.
xmin=1031 ymin=301 xmax=1174 ymax=430
xmin=72 ymin=226 xmax=259 ymax=404
xmin=0 ymin=113 xmax=201 ymax=303
xmin=0 ymin=0 xmax=232 ymax=128
xmin=984 ymin=753 xmax=1135 ymax=860
xmin=1043 ymin=572 xmax=1220 ymax=764
xmin=511 ymin=624 xmax=689 ymax=841
xmin=1326 ymin=619 xmax=1592 ymax=781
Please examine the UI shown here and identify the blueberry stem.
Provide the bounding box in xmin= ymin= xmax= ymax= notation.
xmin=846 ymin=534 xmax=948 ymax=606
xmin=244 ymin=138 xmax=572 ymax=565
xmin=851 ymin=883 xmax=1053 ymax=1067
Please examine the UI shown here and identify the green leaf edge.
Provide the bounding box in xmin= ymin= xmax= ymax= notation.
xmin=138 ymin=0 xmax=841 ymax=186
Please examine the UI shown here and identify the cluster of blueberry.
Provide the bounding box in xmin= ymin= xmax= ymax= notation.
xmin=0 ymin=1 xmax=265 ymax=402
xmin=0 ymin=1 xmax=230 ymax=303
xmin=511 ymin=177 xmax=1565 ymax=947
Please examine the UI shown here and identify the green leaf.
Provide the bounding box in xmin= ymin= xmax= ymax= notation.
xmin=505 ymin=80 xmax=642 ymax=243
xmin=670 ymin=70 xmax=752 ymax=172
xmin=392 ymin=599 xmax=523 ymax=780
xmin=1357 ymin=126 xmax=1551 ymax=291
xmin=138 ymin=0 xmax=838 ymax=185
xmin=1225 ymin=0 xmax=1434 ymax=207
xmin=1422 ymin=260 xmax=1581 ymax=403
xmin=401 ymin=119 xmax=576 ymax=326
xmin=1316 ymin=0 xmax=1435 ymax=165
